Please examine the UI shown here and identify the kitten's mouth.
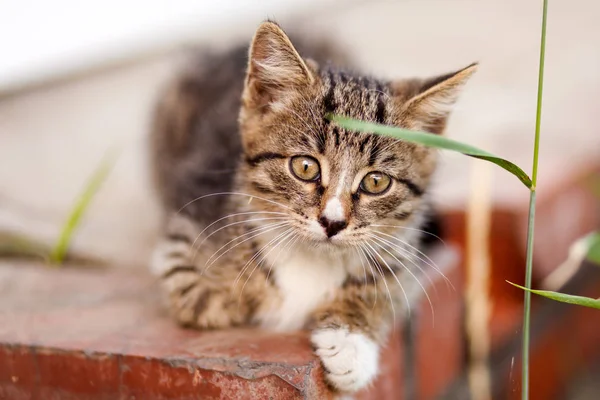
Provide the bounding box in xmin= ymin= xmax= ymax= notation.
xmin=301 ymin=219 xmax=355 ymax=249
xmin=306 ymin=231 xmax=352 ymax=249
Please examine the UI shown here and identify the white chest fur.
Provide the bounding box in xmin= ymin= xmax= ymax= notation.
xmin=259 ymin=245 xmax=347 ymax=331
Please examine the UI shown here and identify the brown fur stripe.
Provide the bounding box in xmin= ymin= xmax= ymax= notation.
xmin=161 ymin=265 xmax=198 ymax=279
xmin=251 ymin=181 xmax=276 ymax=194
xmin=396 ymin=178 xmax=424 ymax=197
xmin=246 ymin=152 xmax=286 ymax=166
xmin=193 ymin=290 xmax=213 ymax=321
xmin=167 ymin=233 xmax=192 ymax=243
xmin=322 ymin=72 xmax=337 ymax=113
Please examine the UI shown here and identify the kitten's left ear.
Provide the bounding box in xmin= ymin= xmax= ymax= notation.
xmin=396 ymin=63 xmax=478 ymax=134
xmin=243 ymin=21 xmax=315 ymax=112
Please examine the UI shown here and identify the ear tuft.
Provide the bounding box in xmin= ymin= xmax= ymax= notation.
xmin=243 ymin=21 xmax=314 ymax=111
xmin=399 ymin=63 xmax=478 ymax=134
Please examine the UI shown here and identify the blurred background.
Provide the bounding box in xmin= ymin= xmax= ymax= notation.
xmin=0 ymin=0 xmax=599 ymax=399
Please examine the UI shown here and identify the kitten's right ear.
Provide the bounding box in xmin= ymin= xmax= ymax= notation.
xmin=394 ymin=63 xmax=477 ymax=134
xmin=243 ymin=21 xmax=314 ymax=112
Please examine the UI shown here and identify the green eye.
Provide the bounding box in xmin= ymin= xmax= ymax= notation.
xmin=360 ymin=172 xmax=391 ymax=194
xmin=290 ymin=156 xmax=320 ymax=181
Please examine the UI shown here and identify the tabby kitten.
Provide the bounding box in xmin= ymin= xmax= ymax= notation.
xmin=150 ymin=21 xmax=475 ymax=393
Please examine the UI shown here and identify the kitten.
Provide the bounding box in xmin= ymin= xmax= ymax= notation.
xmin=150 ymin=21 xmax=475 ymax=393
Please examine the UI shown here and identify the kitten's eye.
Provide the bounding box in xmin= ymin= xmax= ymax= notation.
xmin=360 ymin=172 xmax=391 ymax=195
xmin=290 ymin=156 xmax=320 ymax=181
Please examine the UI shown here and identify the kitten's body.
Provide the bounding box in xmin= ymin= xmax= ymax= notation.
xmin=150 ymin=22 xmax=475 ymax=393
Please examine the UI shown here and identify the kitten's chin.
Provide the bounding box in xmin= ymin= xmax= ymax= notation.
xmin=306 ymin=239 xmax=349 ymax=254
xmin=302 ymin=232 xmax=355 ymax=252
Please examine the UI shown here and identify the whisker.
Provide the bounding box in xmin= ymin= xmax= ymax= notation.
xmin=201 ymin=220 xmax=288 ymax=266
xmin=367 ymin=235 xmax=434 ymax=325
xmin=265 ymin=232 xmax=300 ymax=284
xmin=362 ymin=243 xmax=399 ymax=322
xmin=177 ymin=191 xmax=294 ymax=215
xmin=370 ymin=229 xmax=454 ymax=291
xmin=192 ymin=216 xmax=289 ymax=259
xmin=302 ymin=102 xmax=327 ymax=149
xmin=190 ymin=210 xmax=287 ymax=251
xmin=366 ymin=232 xmax=436 ymax=292
xmin=303 ymin=99 xmax=321 ymax=124
xmin=275 ymin=121 xmax=326 ymax=153
xmin=193 ymin=218 xmax=288 ymax=264
xmin=357 ymin=245 xmax=378 ymax=309
xmin=285 ymin=108 xmax=321 ymax=138
xmin=352 ymin=244 xmax=369 ymax=299
xmin=364 ymin=241 xmax=408 ymax=322
xmin=371 ymin=135 xmax=423 ymax=164
xmin=239 ymin=228 xmax=296 ymax=300
xmin=366 ymin=88 xmax=391 ymax=99
xmin=371 ymin=224 xmax=446 ymax=246
xmin=373 ymin=140 xmax=402 ymax=159
xmin=203 ymin=222 xmax=291 ymax=273
xmin=368 ymin=237 xmax=439 ymax=308
xmin=234 ymin=227 xmax=295 ymax=292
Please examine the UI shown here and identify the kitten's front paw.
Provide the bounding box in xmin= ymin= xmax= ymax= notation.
xmin=311 ymin=328 xmax=379 ymax=392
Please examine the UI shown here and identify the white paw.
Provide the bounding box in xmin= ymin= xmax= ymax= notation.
xmin=311 ymin=328 xmax=379 ymax=392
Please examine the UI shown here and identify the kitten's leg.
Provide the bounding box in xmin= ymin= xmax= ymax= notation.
xmin=151 ymin=215 xmax=252 ymax=329
xmin=309 ymin=282 xmax=397 ymax=393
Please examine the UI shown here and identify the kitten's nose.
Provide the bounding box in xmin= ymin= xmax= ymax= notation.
xmin=319 ymin=216 xmax=348 ymax=238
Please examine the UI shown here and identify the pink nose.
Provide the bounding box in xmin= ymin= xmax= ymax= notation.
xmin=319 ymin=216 xmax=348 ymax=238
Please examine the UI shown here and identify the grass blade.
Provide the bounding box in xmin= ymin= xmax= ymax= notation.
xmin=543 ymin=231 xmax=600 ymax=294
xmin=521 ymin=1 xmax=549 ymax=397
xmin=581 ymin=232 xmax=600 ymax=264
xmin=49 ymin=149 xmax=118 ymax=265
xmin=508 ymin=281 xmax=600 ymax=310
xmin=328 ymin=114 xmax=532 ymax=189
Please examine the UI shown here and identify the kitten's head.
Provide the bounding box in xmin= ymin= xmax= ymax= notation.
xmin=238 ymin=21 xmax=475 ymax=248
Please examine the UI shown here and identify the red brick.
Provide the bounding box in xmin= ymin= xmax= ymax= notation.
xmin=36 ymin=350 xmax=120 ymax=400
xmin=0 ymin=262 xmax=420 ymax=399
xmin=415 ymin=246 xmax=464 ymax=400
xmin=120 ymin=356 xmax=308 ymax=400
xmin=0 ymin=345 xmax=37 ymax=400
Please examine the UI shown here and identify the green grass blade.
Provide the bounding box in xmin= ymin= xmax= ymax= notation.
xmin=49 ymin=149 xmax=118 ymax=265
xmin=521 ymin=191 xmax=536 ymax=399
xmin=508 ymin=281 xmax=600 ymax=310
xmin=521 ymin=0 xmax=549 ymax=397
xmin=328 ymin=114 xmax=532 ymax=188
xmin=582 ymin=232 xmax=600 ymax=264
